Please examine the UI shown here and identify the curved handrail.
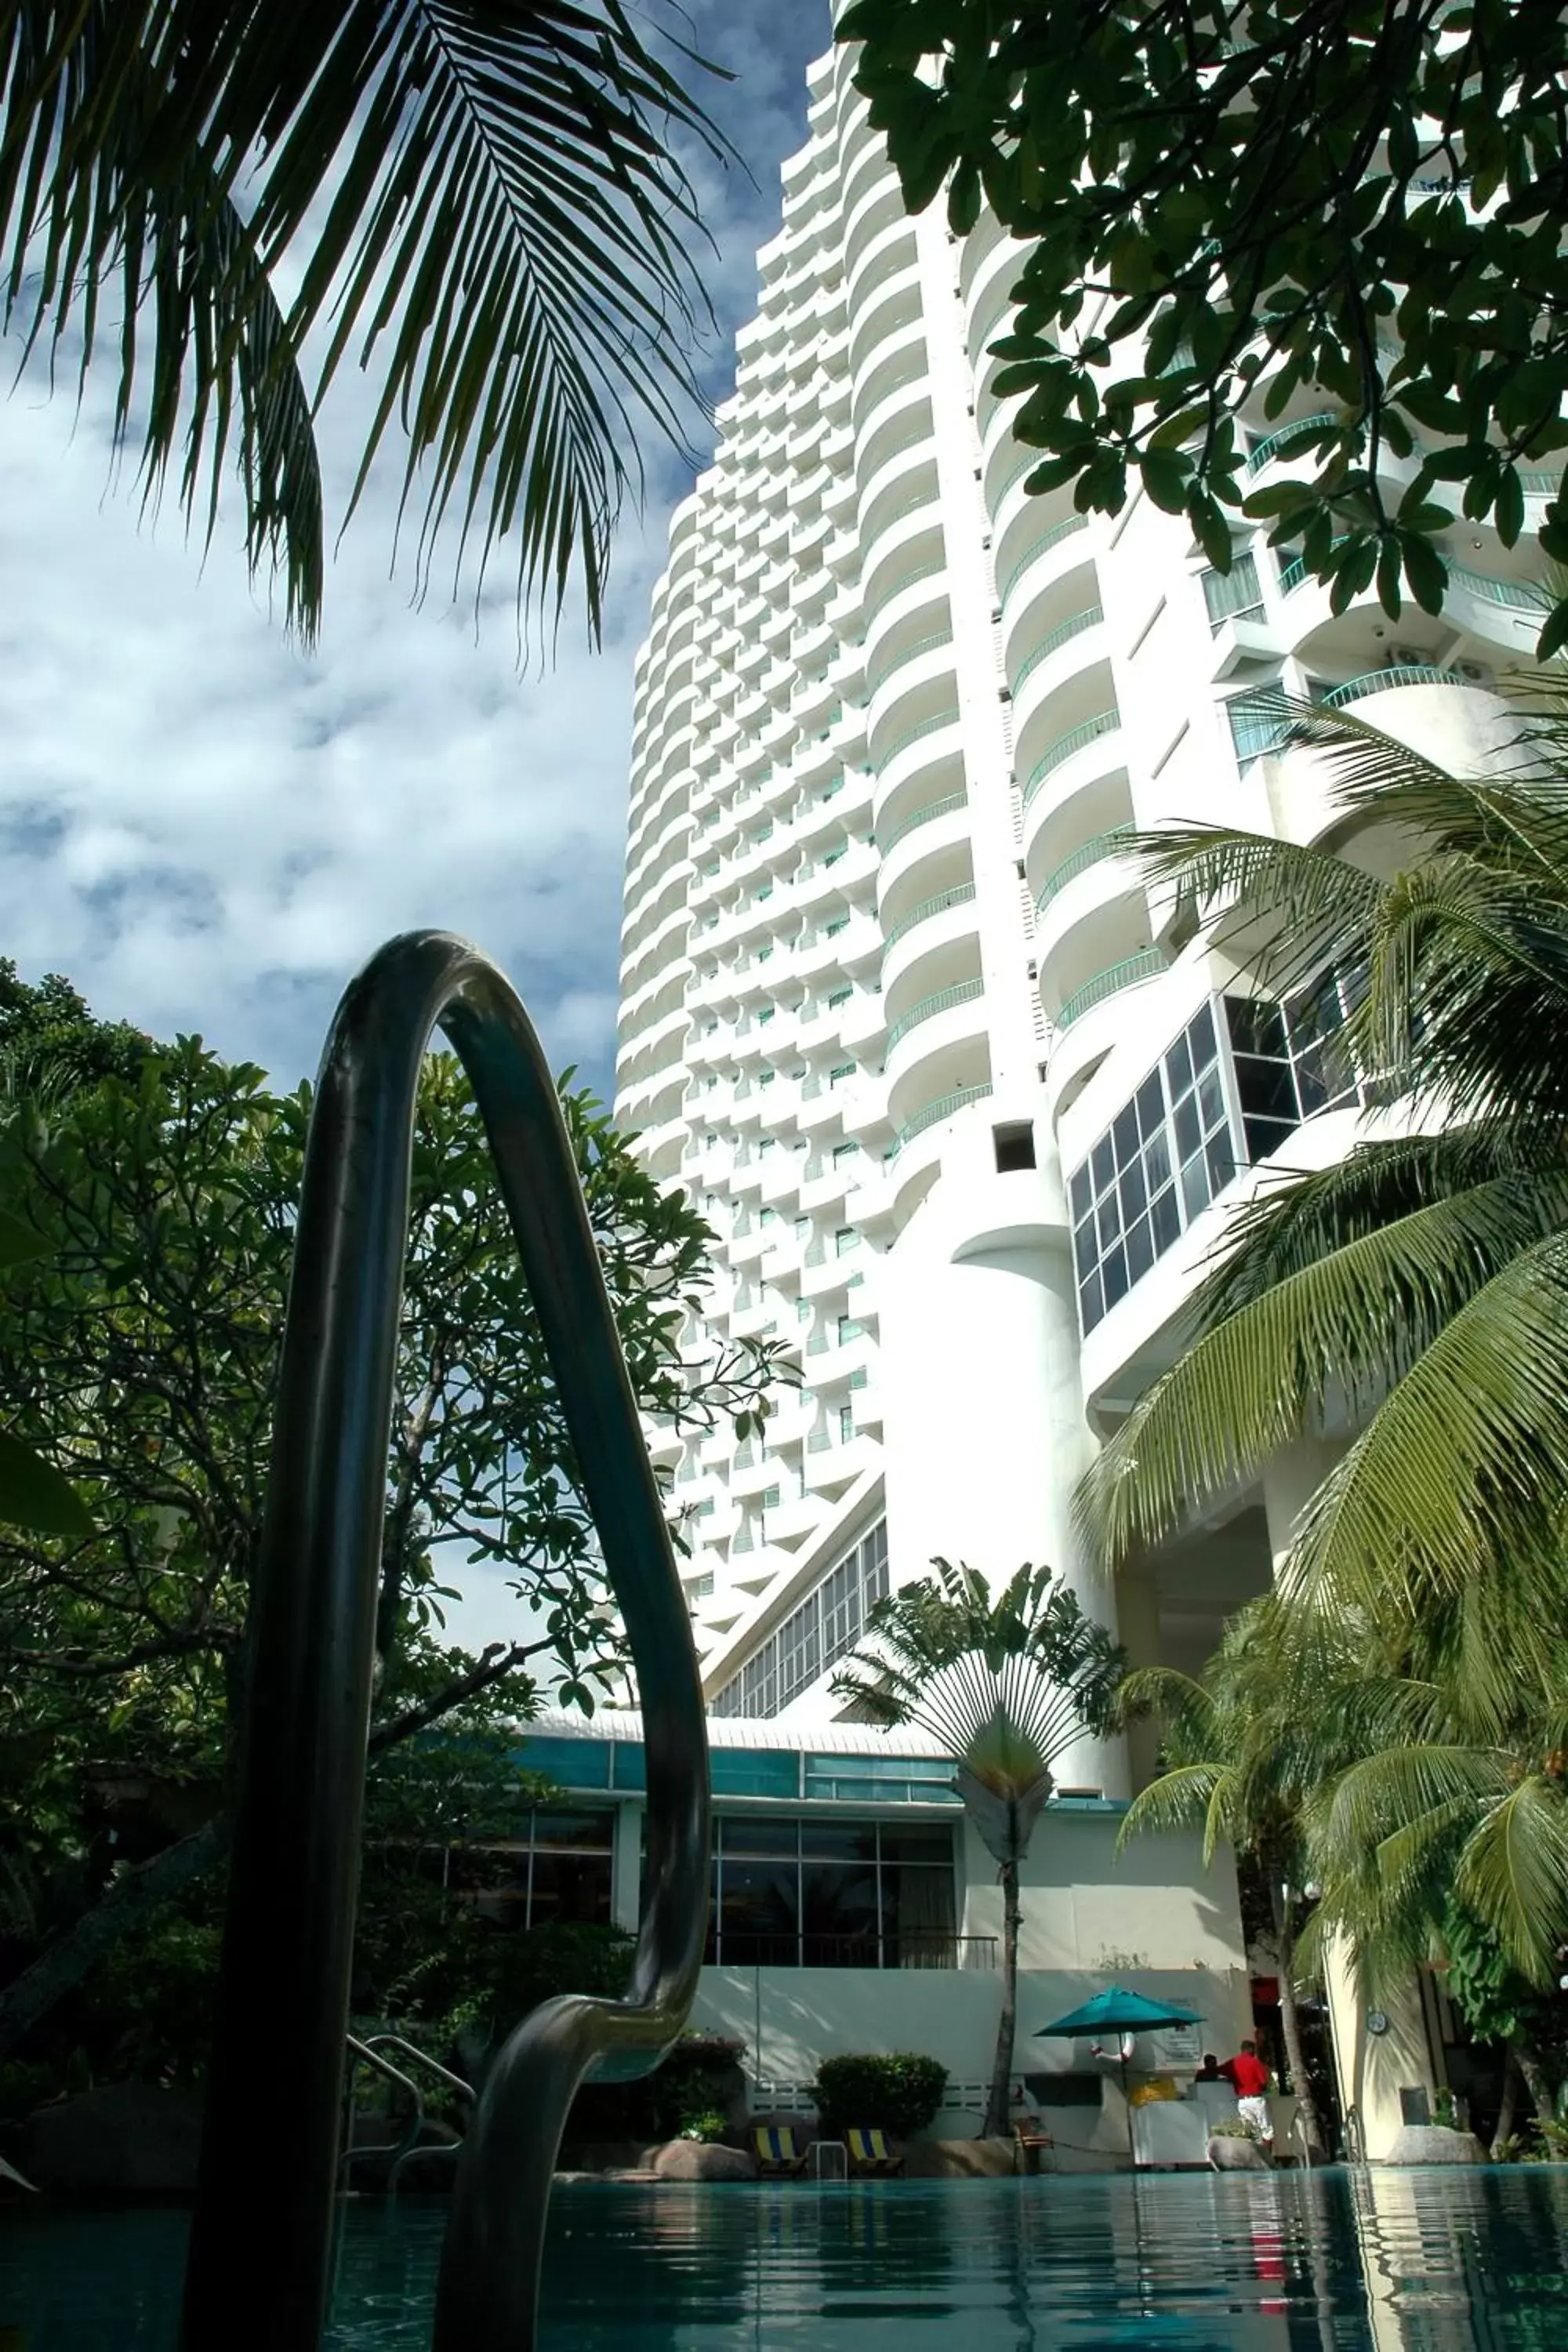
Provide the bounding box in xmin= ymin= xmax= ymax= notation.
xmin=180 ymin=932 xmax=710 ymax=2352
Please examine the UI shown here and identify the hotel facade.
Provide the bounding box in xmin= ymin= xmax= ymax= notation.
xmin=612 ymin=28 xmax=1543 ymax=2156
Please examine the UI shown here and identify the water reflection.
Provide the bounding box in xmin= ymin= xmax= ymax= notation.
xmin=2 ymin=2166 xmax=1566 ymax=2348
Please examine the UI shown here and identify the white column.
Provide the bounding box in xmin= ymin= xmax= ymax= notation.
xmin=611 ymin=1798 xmax=644 ymax=1934
xmin=879 ymin=1136 xmax=1128 ymax=1796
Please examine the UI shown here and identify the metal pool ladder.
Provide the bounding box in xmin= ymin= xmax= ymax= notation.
xmin=342 ymin=2033 xmax=474 ymax=2195
xmin=176 ymin=935 xmax=712 ymax=2352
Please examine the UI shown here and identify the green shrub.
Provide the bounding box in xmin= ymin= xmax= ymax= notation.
xmin=808 ymin=2053 xmax=948 ymax=2140
xmin=677 ymin=2109 xmax=729 ymax=2143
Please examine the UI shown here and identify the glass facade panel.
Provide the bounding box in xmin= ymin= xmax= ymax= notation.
xmin=710 ymin=1519 xmax=888 ymax=1717
xmin=691 ymin=1816 xmax=957 ymax=1968
xmin=1069 ymin=974 xmax=1367 ymax=1334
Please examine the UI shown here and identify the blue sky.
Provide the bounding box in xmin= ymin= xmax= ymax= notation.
xmin=0 ymin=4 xmax=830 ymax=1109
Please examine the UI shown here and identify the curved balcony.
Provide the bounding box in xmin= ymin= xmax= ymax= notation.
xmin=862 ymin=517 xmax=946 ymax=619
xmin=866 ymin=624 xmax=954 ymax=701
xmin=874 ymin=782 xmax=968 ymax=868
xmin=859 ymin=444 xmax=940 ymax=549
xmin=845 ymin=206 xmax=916 ymax=310
xmin=886 ymin=978 xmax=986 ymax=1111
xmin=1323 ymin=663 xmax=1474 ymax=710
xmin=1244 ymin=412 xmax=1340 ymax=479
xmin=848 ymin=264 xmax=924 ymax=380
xmin=1011 ymin=604 xmax=1103 ymax=695
xmin=880 ymin=881 xmax=980 ymax=1001
xmin=883 ymin=880 xmax=978 ymax=952
xmin=964 ymin=230 xmax=1029 ymax=358
xmin=889 ymin=1080 xmax=995 ymax=1158
xmin=856 ymin=383 xmax=933 ymax=486
xmin=996 ymin=513 xmax=1092 ymax=625
xmin=1035 ymin=826 xmax=1134 ymax=913
xmin=1055 ymin=948 xmax=1167 ymax=1031
xmin=851 ymin=315 xmax=927 ymax=424
xmin=1021 ymin=709 xmax=1122 ymax=811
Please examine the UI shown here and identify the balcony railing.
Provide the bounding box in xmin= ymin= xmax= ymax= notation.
xmin=867 ymin=629 xmax=955 ymax=695
xmin=1036 ymin=826 xmax=1134 ymax=909
xmin=1056 ymin=949 xmax=1167 ymax=1029
xmin=876 ymin=788 xmax=967 ymax=857
xmin=998 ymin=514 xmax=1091 ymax=604
xmin=1011 ymin=605 xmax=1104 ymax=695
xmin=884 ymin=882 xmax=978 ymax=950
xmin=1021 ymin=709 xmax=1121 ymax=806
xmin=1245 ymin=412 xmax=1339 ymax=477
xmin=707 ymin=1932 xmax=999 ymax=1972
xmin=887 ymin=978 xmax=985 ymax=1053
xmin=867 ymin=554 xmax=944 ymax=618
xmin=873 ymin=707 xmax=961 ymax=777
xmin=1323 ymin=665 xmax=1473 ymax=708
xmin=889 ymin=1081 xmax=993 ymax=1156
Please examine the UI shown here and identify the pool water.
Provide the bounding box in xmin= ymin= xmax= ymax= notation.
xmin=4 ymin=2169 xmax=1568 ymax=2347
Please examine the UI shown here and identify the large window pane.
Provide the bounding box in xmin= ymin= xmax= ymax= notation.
xmin=884 ymin=1864 xmax=957 ymax=1968
xmin=800 ymin=1862 xmax=880 ymax=1965
xmin=718 ymin=1859 xmax=799 ymax=1965
xmin=528 ymin=1849 xmax=612 ymax=1926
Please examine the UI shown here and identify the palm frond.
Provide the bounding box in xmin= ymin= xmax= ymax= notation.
xmin=1454 ymin=1777 xmax=1568 ymax=1984
xmin=1116 ymin=1761 xmax=1229 ymax=1857
xmin=1289 ymin=1228 xmax=1568 ymax=1617
xmin=1080 ymin=1168 xmax=1568 ymax=1566
xmin=1 ymin=0 xmax=728 ymax=638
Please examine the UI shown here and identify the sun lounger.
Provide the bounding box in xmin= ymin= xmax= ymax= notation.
xmin=752 ymin=2125 xmax=809 ymax=2177
xmin=845 ymin=2126 xmax=903 ymax=2176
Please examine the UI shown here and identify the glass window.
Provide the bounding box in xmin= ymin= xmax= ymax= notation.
xmin=1225 ymin=686 xmax=1290 ymax=769
xmin=695 ymin=1813 xmax=958 ymax=1969
xmin=1201 ymin=550 xmax=1265 ymax=630
xmin=710 ymin=1520 xmax=888 ymax=1719
xmin=1069 ymin=1000 xmax=1241 ymax=1334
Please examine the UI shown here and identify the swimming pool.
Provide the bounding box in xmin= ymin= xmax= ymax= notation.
xmin=5 ymin=2169 xmax=1567 ymax=2347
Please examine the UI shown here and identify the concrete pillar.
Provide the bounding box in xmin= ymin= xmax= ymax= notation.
xmin=879 ymin=1138 xmax=1128 ymax=1797
xmin=611 ymin=1798 xmax=644 ymax=1934
xmin=1112 ymin=1567 xmax=1163 ymax=1793
xmin=1323 ymin=1930 xmax=1443 ymax=2161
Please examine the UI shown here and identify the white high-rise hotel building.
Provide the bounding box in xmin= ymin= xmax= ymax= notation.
xmin=615 ymin=34 xmax=1542 ymax=1778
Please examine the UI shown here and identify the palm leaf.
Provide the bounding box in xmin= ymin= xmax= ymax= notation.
xmin=1289 ymin=1227 xmax=1568 ymax=1617
xmin=1080 ymin=1167 xmax=1568 ymax=1566
xmin=1 ymin=1 xmax=727 ymax=638
xmin=1454 ymin=1777 xmax=1568 ymax=1984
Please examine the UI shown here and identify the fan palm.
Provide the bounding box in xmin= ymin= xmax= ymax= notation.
xmin=1118 ymin=1600 xmax=1335 ymax=2156
xmin=831 ymin=1559 xmax=1124 ymax=2139
xmin=0 ymin=2 xmax=724 ymax=641
xmin=1078 ymin=685 xmax=1568 ymax=1674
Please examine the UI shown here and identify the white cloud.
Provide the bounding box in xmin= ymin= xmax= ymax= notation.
xmin=0 ymin=5 xmax=831 ymax=1652
xmin=0 ymin=2 xmax=829 ymax=1102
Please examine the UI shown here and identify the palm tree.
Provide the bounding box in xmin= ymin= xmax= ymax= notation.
xmin=1078 ymin=687 xmax=1568 ymax=1675
xmin=831 ymin=1559 xmax=1124 ymax=2139
xmin=1118 ymin=1601 xmax=1333 ymax=2157
xmin=0 ymin=2 xmax=724 ymax=641
xmin=1299 ymin=1612 xmax=1568 ymax=2008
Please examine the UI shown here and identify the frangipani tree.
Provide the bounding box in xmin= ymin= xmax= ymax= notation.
xmin=832 ymin=1559 xmax=1124 ymax=2137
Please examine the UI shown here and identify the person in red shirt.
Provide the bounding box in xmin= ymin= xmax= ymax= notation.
xmin=1221 ymin=2041 xmax=1275 ymax=2154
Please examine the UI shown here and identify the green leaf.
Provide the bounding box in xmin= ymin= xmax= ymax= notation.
xmin=0 ymin=1207 xmax=49 ymax=1270
xmin=0 ymin=1428 xmax=93 ymax=1536
xmin=1401 ymin=532 xmax=1449 ymax=615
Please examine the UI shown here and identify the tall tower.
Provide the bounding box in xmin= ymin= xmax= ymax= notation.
xmin=615 ymin=33 xmax=1544 ymax=1748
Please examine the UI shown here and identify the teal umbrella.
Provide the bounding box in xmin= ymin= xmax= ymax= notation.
xmin=1033 ymin=1986 xmax=1205 ymax=2161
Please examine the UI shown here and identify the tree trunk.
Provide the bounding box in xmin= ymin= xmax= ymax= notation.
xmin=1271 ymin=1897 xmax=1326 ymax=2158
xmin=984 ymin=1854 xmax=1021 ymax=2140
xmin=0 ymin=1814 xmax=229 ymax=2064
xmin=1492 ymin=2050 xmax=1523 ymax=2155
xmin=1518 ymin=2045 xmax=1554 ymax=2126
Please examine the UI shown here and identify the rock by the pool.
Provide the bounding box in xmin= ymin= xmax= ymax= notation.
xmin=1385 ymin=2124 xmax=1486 ymax=2166
xmin=651 ymin=2140 xmax=758 ymax=2181
xmin=903 ymin=2138 xmax=1016 ymax=2179
xmin=1207 ymin=2132 xmax=1270 ymax=2171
